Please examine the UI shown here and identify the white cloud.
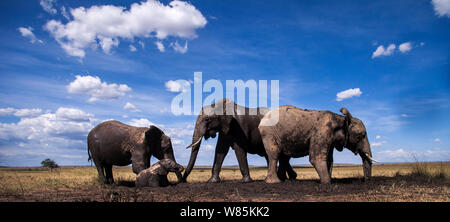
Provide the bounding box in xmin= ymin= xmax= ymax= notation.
xmin=40 ymin=0 xmax=57 ymax=15
xmin=170 ymin=41 xmax=188 ymax=54
xmin=17 ymin=27 xmax=43 ymax=44
xmin=127 ymin=118 xmax=155 ymax=127
xmin=372 ymin=141 xmax=387 ymax=147
xmin=375 ymin=148 xmax=450 ymax=162
xmin=372 ymin=44 xmax=396 ymax=59
xmin=61 ymin=6 xmax=70 ymax=20
xmin=0 ymin=107 xmax=94 ymax=141
xmin=399 ymin=42 xmax=412 ymax=53
xmin=434 ymin=138 xmax=441 ymax=142
xmin=0 ymin=108 xmax=43 ymax=117
xmin=13 ymin=108 xmax=43 ymax=117
xmin=155 ymin=41 xmax=165 ymax=52
xmin=44 ymin=0 xmax=207 ymax=58
xmin=376 ymin=135 xmax=381 ymax=139
xmin=432 ymin=0 xmax=450 ymax=17
xmin=401 ymin=113 xmax=408 ymax=117
xmin=0 ymin=108 xmax=16 ymax=116
xmin=129 ymin=44 xmax=137 ymax=52
xmin=165 ymin=80 xmax=190 ymax=92
xmin=336 ymin=88 xmax=362 ymax=101
xmin=123 ymin=102 xmax=141 ymax=112
xmin=66 ymin=75 xmax=131 ymax=102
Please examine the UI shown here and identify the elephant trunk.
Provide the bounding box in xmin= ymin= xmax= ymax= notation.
xmin=182 ymin=116 xmax=205 ymax=182
xmin=359 ymin=137 xmax=373 ymax=181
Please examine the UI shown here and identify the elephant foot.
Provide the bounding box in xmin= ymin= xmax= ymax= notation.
xmin=265 ymin=175 xmax=281 ymax=184
xmin=288 ymin=172 xmax=297 ymax=180
xmin=241 ymin=176 xmax=253 ymax=183
xmin=207 ymin=176 xmax=221 ymax=183
xmin=277 ymin=171 xmax=287 ymax=181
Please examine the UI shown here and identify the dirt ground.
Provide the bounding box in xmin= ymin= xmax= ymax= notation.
xmin=0 ymin=163 xmax=449 ymax=202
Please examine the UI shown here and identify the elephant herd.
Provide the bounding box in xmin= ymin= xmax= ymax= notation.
xmin=87 ymin=98 xmax=376 ymax=187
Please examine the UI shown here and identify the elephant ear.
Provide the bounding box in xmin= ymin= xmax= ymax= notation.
xmin=145 ymin=125 xmax=163 ymax=147
xmin=221 ymin=115 xmax=234 ymax=135
xmin=340 ymin=107 xmax=353 ymax=126
xmin=340 ymin=108 xmax=353 ymax=146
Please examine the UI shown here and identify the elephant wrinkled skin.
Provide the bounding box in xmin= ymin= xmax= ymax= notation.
xmin=259 ymin=106 xmax=375 ymax=184
xmin=183 ymin=99 xmax=297 ymax=183
xmin=87 ymin=120 xmax=182 ymax=184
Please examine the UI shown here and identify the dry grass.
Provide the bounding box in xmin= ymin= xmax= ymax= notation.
xmin=0 ymin=162 xmax=448 ymax=202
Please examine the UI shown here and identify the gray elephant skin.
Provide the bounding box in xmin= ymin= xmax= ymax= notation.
xmin=183 ymin=99 xmax=297 ymax=183
xmin=136 ymin=159 xmax=184 ymax=187
xmin=259 ymin=106 xmax=376 ymax=184
xmin=87 ymin=120 xmax=182 ymax=184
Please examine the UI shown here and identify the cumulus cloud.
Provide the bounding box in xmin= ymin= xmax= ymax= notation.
xmin=432 ymin=0 xmax=450 ymax=17
xmin=127 ymin=118 xmax=155 ymax=127
xmin=375 ymin=148 xmax=450 ymax=162
xmin=434 ymin=138 xmax=441 ymax=142
xmin=123 ymin=102 xmax=141 ymax=112
xmin=0 ymin=108 xmax=43 ymax=117
xmin=17 ymin=27 xmax=43 ymax=44
xmin=336 ymin=88 xmax=362 ymax=101
xmin=372 ymin=44 xmax=396 ymax=58
xmin=170 ymin=41 xmax=188 ymax=54
xmin=165 ymin=80 xmax=190 ymax=92
xmin=66 ymin=75 xmax=131 ymax=102
xmin=399 ymin=42 xmax=412 ymax=53
xmin=44 ymin=0 xmax=207 ymax=58
xmin=155 ymin=41 xmax=165 ymax=52
xmin=40 ymin=0 xmax=57 ymax=15
xmin=0 ymin=107 xmax=94 ymax=141
xmin=129 ymin=44 xmax=137 ymax=52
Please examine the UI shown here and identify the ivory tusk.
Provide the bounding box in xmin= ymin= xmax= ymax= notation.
xmin=186 ymin=137 xmax=202 ymax=149
xmin=365 ymin=153 xmax=379 ymax=163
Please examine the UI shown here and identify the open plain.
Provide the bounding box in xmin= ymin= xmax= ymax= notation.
xmin=0 ymin=162 xmax=449 ymax=202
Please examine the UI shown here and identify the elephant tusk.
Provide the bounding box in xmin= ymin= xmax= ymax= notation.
xmin=365 ymin=153 xmax=379 ymax=163
xmin=186 ymin=137 xmax=202 ymax=149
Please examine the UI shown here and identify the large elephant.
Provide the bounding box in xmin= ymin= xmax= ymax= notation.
xmin=258 ymin=106 xmax=377 ymax=184
xmin=87 ymin=120 xmax=182 ymax=184
xmin=183 ymin=99 xmax=297 ymax=183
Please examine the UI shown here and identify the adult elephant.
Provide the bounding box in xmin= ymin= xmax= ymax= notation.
xmin=259 ymin=106 xmax=377 ymax=184
xmin=183 ymin=99 xmax=297 ymax=183
xmin=87 ymin=120 xmax=182 ymax=184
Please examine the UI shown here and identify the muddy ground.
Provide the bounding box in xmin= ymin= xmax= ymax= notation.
xmin=1 ymin=166 xmax=449 ymax=202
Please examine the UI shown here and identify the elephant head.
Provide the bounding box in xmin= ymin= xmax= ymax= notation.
xmin=131 ymin=125 xmax=178 ymax=175
xmin=183 ymin=99 xmax=235 ymax=181
xmin=340 ymin=108 xmax=377 ymax=180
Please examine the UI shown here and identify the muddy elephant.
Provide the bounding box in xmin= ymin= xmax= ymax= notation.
xmin=259 ymin=106 xmax=377 ymax=184
xmin=136 ymin=159 xmax=184 ymax=187
xmin=183 ymin=99 xmax=297 ymax=183
xmin=87 ymin=120 xmax=182 ymax=184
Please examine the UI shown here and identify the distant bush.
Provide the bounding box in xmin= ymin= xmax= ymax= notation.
xmin=40 ymin=158 xmax=59 ymax=171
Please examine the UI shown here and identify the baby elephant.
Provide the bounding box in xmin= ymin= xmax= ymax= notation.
xmin=136 ymin=159 xmax=184 ymax=187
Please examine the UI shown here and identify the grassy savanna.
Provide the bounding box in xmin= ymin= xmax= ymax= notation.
xmin=0 ymin=162 xmax=449 ymax=202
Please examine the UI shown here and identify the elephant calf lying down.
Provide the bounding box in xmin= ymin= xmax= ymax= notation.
xmin=136 ymin=159 xmax=184 ymax=187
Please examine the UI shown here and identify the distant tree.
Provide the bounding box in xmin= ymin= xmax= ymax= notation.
xmin=41 ymin=158 xmax=59 ymax=171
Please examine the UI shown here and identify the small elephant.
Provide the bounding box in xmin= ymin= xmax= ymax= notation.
xmin=87 ymin=120 xmax=182 ymax=184
xmin=136 ymin=159 xmax=184 ymax=187
xmin=259 ymin=106 xmax=377 ymax=184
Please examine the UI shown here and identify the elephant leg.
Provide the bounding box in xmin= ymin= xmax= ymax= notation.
xmin=263 ymin=140 xmax=281 ymax=183
xmin=93 ymin=159 xmax=107 ymax=184
xmin=279 ymin=156 xmax=297 ymax=181
xmin=233 ymin=144 xmax=253 ymax=183
xmin=208 ymin=135 xmax=231 ymax=183
xmin=277 ymin=155 xmax=288 ymax=181
xmin=327 ymin=148 xmax=334 ymax=178
xmin=286 ymin=158 xmax=297 ymax=180
xmin=104 ymin=165 xmax=114 ymax=184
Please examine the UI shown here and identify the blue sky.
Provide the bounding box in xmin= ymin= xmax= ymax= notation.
xmin=0 ymin=0 xmax=449 ymax=166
